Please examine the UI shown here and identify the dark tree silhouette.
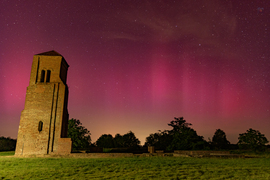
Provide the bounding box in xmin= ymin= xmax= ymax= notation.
xmin=167 ymin=117 xmax=208 ymax=150
xmin=145 ymin=117 xmax=209 ymax=151
xmin=168 ymin=117 xmax=192 ymax=133
xmin=168 ymin=128 xmax=207 ymax=151
xmin=0 ymin=136 xmax=16 ymax=151
xmin=211 ymin=129 xmax=230 ymax=150
xmin=67 ymin=119 xmax=91 ymax=150
xmin=144 ymin=130 xmax=172 ymax=150
xmin=237 ymin=128 xmax=268 ymax=152
xmin=113 ymin=133 xmax=124 ymax=148
xmin=96 ymin=131 xmax=140 ymax=149
xmin=96 ymin=134 xmax=114 ymax=148
xmin=122 ymin=131 xmax=140 ymax=149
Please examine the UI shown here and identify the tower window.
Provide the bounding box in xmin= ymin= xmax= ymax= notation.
xmin=46 ymin=70 xmax=51 ymax=82
xmin=40 ymin=70 xmax=45 ymax=82
xmin=38 ymin=121 xmax=43 ymax=132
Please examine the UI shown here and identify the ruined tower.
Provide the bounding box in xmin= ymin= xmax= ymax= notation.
xmin=15 ymin=50 xmax=72 ymax=156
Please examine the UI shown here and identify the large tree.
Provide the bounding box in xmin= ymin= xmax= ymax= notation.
xmin=96 ymin=134 xmax=114 ymax=148
xmin=122 ymin=131 xmax=140 ymax=149
xmin=144 ymin=130 xmax=172 ymax=150
xmin=145 ymin=117 xmax=209 ymax=151
xmin=237 ymin=128 xmax=269 ymax=152
xmin=67 ymin=119 xmax=91 ymax=150
xmin=211 ymin=129 xmax=230 ymax=150
xmin=113 ymin=133 xmax=124 ymax=148
xmin=168 ymin=128 xmax=207 ymax=151
xmin=168 ymin=117 xmax=192 ymax=133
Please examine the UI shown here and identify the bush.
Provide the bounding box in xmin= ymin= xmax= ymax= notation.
xmin=0 ymin=137 xmax=16 ymax=151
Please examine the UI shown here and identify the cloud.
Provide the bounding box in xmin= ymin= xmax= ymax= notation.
xmin=97 ymin=0 xmax=237 ymax=44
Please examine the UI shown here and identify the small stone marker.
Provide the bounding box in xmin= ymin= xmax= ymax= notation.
xmin=148 ymin=146 xmax=155 ymax=153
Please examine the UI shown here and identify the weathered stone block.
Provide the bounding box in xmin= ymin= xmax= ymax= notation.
xmin=148 ymin=146 xmax=155 ymax=153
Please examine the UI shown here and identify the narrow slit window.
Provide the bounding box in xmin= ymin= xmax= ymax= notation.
xmin=40 ymin=70 xmax=45 ymax=82
xmin=46 ymin=70 xmax=51 ymax=82
xmin=38 ymin=121 xmax=43 ymax=132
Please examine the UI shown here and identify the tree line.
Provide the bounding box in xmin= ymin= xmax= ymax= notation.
xmin=0 ymin=117 xmax=268 ymax=152
xmin=0 ymin=136 xmax=16 ymax=151
xmin=67 ymin=117 xmax=269 ymax=152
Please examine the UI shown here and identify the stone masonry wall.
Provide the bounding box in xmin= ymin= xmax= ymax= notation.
xmin=15 ymin=51 xmax=72 ymax=156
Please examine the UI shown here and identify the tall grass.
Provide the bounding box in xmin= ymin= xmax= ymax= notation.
xmin=1 ymin=156 xmax=270 ymax=179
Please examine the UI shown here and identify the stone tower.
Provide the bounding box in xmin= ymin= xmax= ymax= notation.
xmin=15 ymin=50 xmax=72 ymax=156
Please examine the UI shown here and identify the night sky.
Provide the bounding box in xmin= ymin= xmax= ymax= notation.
xmin=1 ymin=0 xmax=269 ymax=144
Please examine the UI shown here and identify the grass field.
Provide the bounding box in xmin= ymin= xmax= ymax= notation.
xmin=1 ymin=152 xmax=270 ymax=179
xmin=0 ymin=151 xmax=15 ymax=156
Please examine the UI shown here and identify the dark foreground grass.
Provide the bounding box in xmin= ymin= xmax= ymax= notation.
xmin=1 ymin=155 xmax=270 ymax=179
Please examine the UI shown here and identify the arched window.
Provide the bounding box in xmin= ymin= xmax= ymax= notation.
xmin=38 ymin=121 xmax=43 ymax=132
xmin=40 ymin=70 xmax=45 ymax=82
xmin=46 ymin=70 xmax=51 ymax=82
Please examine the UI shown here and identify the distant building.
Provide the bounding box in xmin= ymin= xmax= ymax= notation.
xmin=15 ymin=51 xmax=72 ymax=156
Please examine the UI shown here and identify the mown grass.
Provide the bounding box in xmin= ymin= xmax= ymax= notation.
xmin=1 ymin=154 xmax=270 ymax=179
xmin=0 ymin=151 xmax=15 ymax=156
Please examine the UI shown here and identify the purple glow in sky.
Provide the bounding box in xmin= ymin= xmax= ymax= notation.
xmin=0 ymin=0 xmax=270 ymax=144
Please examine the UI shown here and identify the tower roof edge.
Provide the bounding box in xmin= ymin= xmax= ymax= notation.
xmin=35 ymin=50 xmax=69 ymax=67
xmin=36 ymin=50 xmax=63 ymax=56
